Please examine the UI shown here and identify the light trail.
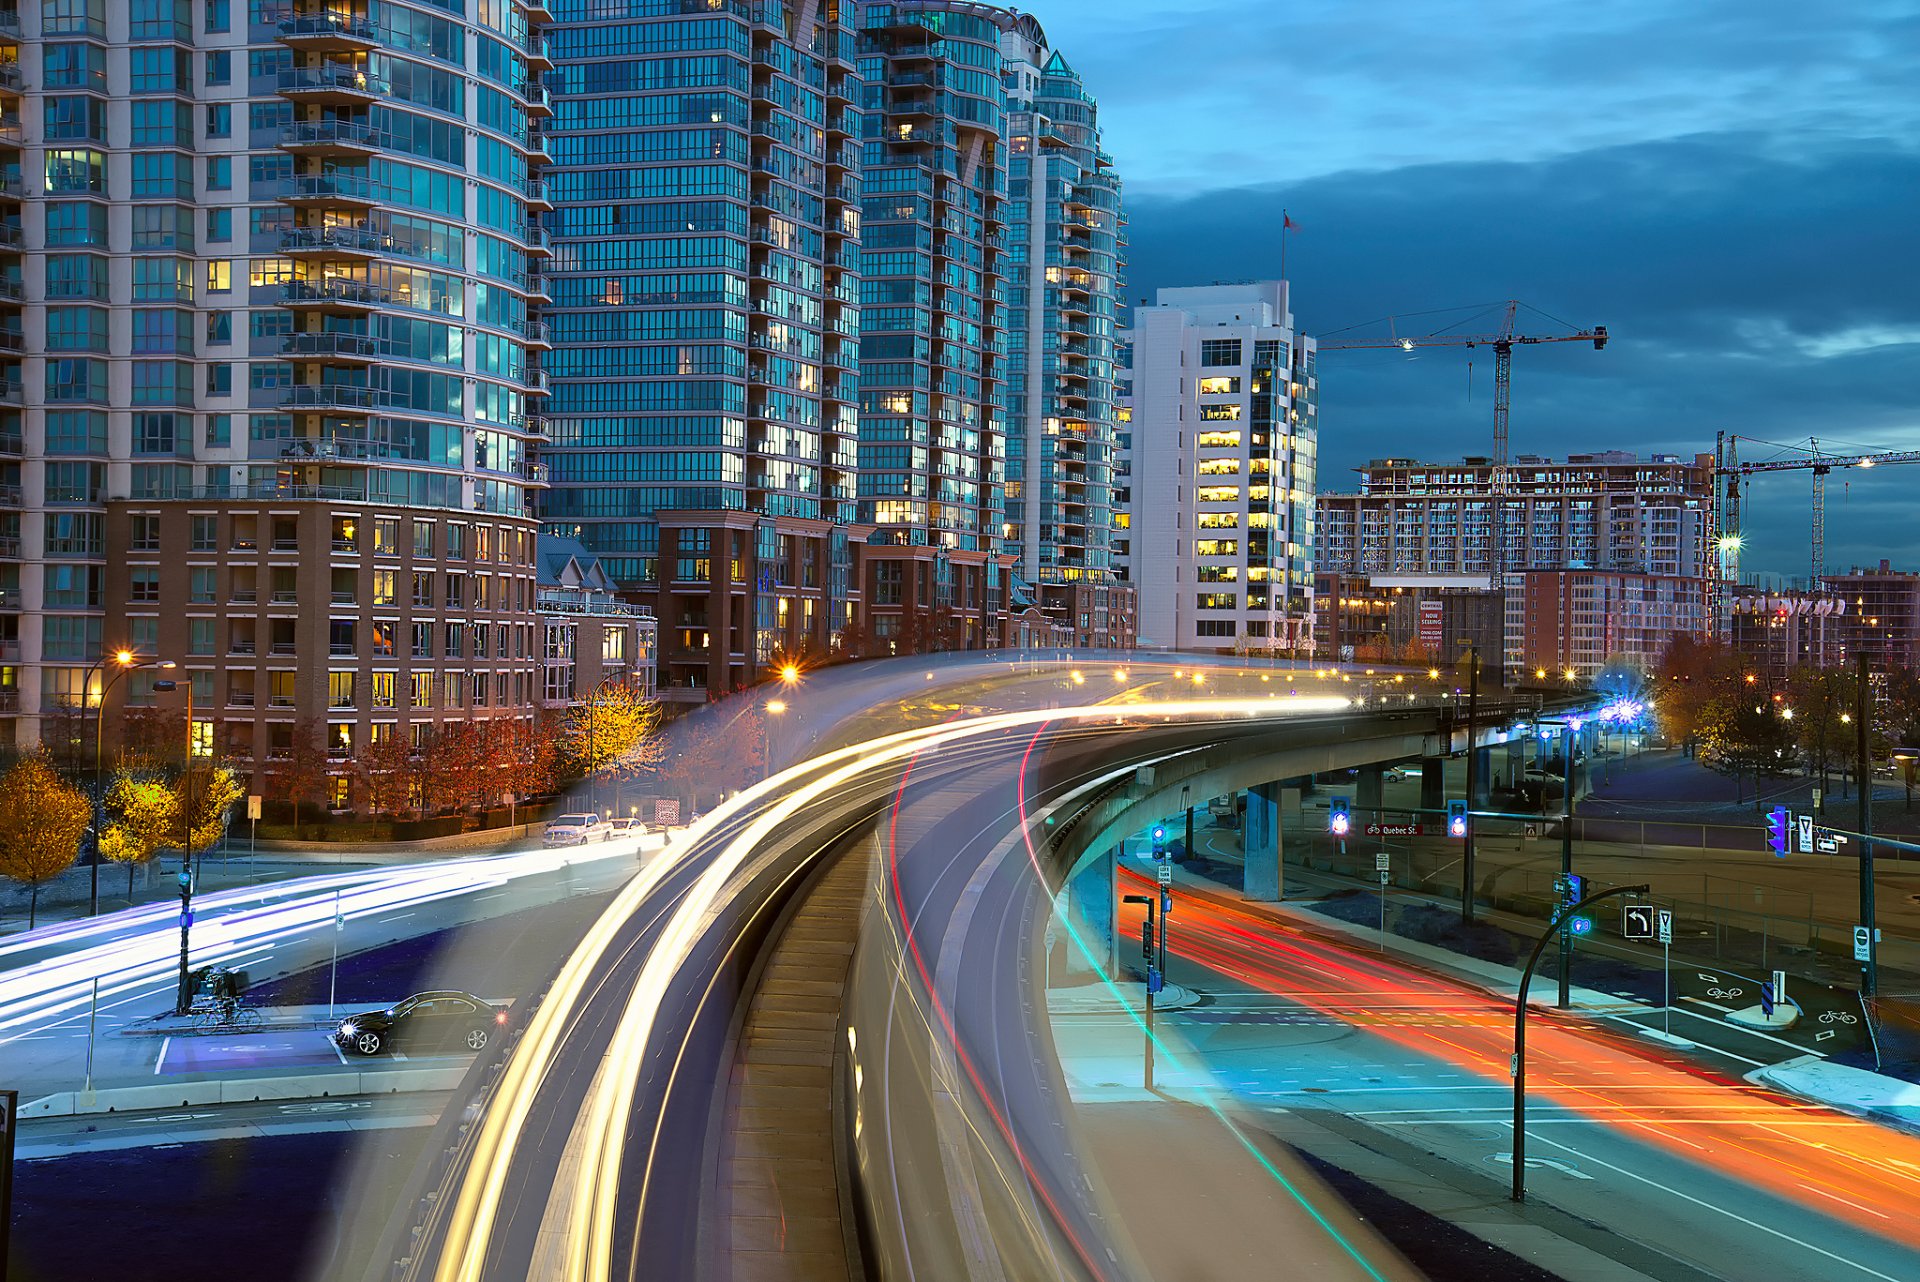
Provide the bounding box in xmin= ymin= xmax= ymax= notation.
xmin=430 ymin=696 xmax=1348 ymax=1282
xmin=1120 ymin=869 xmax=1920 ymax=1250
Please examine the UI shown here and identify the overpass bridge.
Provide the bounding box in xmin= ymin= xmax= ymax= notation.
xmin=350 ymin=677 xmax=1581 ymax=1282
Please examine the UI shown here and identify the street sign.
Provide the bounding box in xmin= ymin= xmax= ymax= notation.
xmin=1364 ymin=822 xmax=1423 ymax=837
xmin=1760 ymin=982 xmax=1775 ymax=1018
xmin=1657 ymin=909 xmax=1673 ymax=945
xmin=654 ymin=798 xmax=681 ymax=825
xmin=1567 ymin=916 xmax=1593 ymax=936
xmin=1812 ymin=788 xmax=1823 ymax=810
xmin=1624 ymin=904 xmax=1655 ymax=940
xmin=1377 ymin=870 xmax=1391 ymax=884
xmin=1375 ymin=852 xmax=1392 ymax=872
xmin=1797 ymin=814 xmax=1814 ymax=855
xmin=1815 ymin=828 xmax=1847 ymax=855
xmin=1854 ymin=926 xmax=1872 ymax=962
xmin=247 ymin=794 xmax=262 ymax=821
xmin=1156 ymin=861 xmax=1172 ymax=887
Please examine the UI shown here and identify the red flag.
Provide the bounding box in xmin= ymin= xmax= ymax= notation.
xmin=1283 ymin=213 xmax=1299 ymax=231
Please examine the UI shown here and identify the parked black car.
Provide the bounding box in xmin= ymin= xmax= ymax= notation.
xmin=332 ymin=990 xmax=508 ymax=1057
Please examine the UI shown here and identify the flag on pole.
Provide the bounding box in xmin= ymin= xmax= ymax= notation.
xmin=1283 ymin=213 xmax=1299 ymax=231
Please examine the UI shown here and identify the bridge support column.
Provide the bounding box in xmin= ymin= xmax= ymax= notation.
xmin=1063 ymin=846 xmax=1117 ymax=977
xmin=1355 ymin=764 xmax=1384 ymax=820
xmin=1245 ymin=782 xmax=1283 ymax=902
xmin=1471 ymin=747 xmax=1493 ymax=807
xmin=1420 ymin=757 xmax=1445 ymax=811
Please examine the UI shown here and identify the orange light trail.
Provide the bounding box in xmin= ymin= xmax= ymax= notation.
xmin=1118 ymin=867 xmax=1920 ymax=1244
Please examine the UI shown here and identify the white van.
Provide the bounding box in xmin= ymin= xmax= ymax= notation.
xmin=543 ymin=813 xmax=611 ymax=846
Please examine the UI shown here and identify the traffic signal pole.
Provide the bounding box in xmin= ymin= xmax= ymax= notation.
xmin=1513 ymin=883 xmax=1649 ymax=1203
xmin=1857 ymin=651 xmax=1877 ymax=997
xmin=1558 ymin=722 xmax=1575 ymax=1009
xmin=1123 ymin=893 xmax=1156 ymax=1091
xmin=1462 ymin=644 xmax=1479 ymax=923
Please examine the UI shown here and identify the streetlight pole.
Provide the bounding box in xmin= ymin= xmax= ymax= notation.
xmin=1513 ymin=882 xmax=1650 ymax=1202
xmin=1857 ymin=650 xmax=1877 ymax=997
xmin=154 ymin=676 xmax=195 ymax=1014
xmin=1462 ymin=642 xmax=1479 ymax=923
xmin=84 ymin=649 xmax=147 ymax=917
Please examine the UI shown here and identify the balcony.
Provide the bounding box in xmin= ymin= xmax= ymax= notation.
xmin=524 ymin=273 xmax=552 ymax=303
xmin=282 ymin=384 xmax=384 ymax=414
xmin=0 ymin=377 xmax=22 ymax=404
xmin=277 ymin=13 xmax=380 ymax=52
xmin=280 ymin=173 xmax=379 ymax=211
xmin=514 ymin=412 xmax=550 ymax=440
xmin=520 ymin=368 xmax=550 ymax=395
xmin=521 ymin=224 xmax=552 ymax=255
xmin=281 ymin=331 xmax=379 ymax=362
xmin=524 ymin=83 xmax=553 ymax=117
xmin=525 ymin=129 xmax=553 ymax=163
xmin=523 ymin=0 xmax=555 ymax=21
xmin=280 ymin=278 xmax=390 ymax=311
xmin=524 ymin=178 xmax=553 ymax=211
xmin=0 ymin=175 xmax=21 ymax=200
xmin=0 ymin=65 xmax=23 ymax=95
xmin=280 ymin=436 xmax=392 ymax=462
xmin=280 ymin=224 xmax=388 ymax=259
xmin=277 ymin=66 xmax=390 ymax=105
xmin=0 ymin=429 xmax=19 ymax=456
xmin=0 ymin=114 xmax=21 ymax=144
xmin=522 ymin=34 xmax=554 ymax=71
xmin=279 ymin=119 xmax=382 ymax=158
xmin=520 ymin=319 xmax=553 ymax=349
xmin=522 ymin=461 xmax=550 ymax=486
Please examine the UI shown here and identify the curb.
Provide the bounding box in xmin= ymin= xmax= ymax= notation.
xmin=21 ymin=1066 xmax=467 ymax=1120
xmin=1747 ymin=1056 xmax=1920 ymax=1139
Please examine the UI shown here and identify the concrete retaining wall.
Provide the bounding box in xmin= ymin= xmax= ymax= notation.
xmin=22 ymin=1065 xmax=468 ymax=1119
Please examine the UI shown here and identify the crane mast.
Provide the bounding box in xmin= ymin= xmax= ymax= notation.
xmin=1316 ymin=301 xmax=1607 ymax=588
xmin=1714 ymin=434 xmax=1920 ymax=598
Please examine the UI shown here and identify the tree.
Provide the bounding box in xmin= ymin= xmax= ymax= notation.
xmin=1654 ymin=633 xmax=1742 ymax=751
xmin=419 ymin=721 xmax=492 ymax=813
xmin=98 ymin=773 xmax=176 ymax=898
xmin=559 ymin=681 xmax=666 ymax=780
xmin=267 ymin=719 xmax=332 ymax=833
xmin=0 ymin=754 xmax=91 ymax=926
xmin=118 ymin=707 xmax=187 ymax=774
xmin=665 ymin=700 xmax=767 ymax=811
xmin=1696 ymin=690 xmax=1798 ymax=802
xmin=489 ymin=716 xmax=558 ymax=809
xmin=1786 ymin=666 xmax=1855 ymax=797
xmin=1883 ymin=667 xmax=1920 ymax=811
xmin=177 ymin=762 xmax=244 ymax=854
xmin=356 ymin=731 xmax=416 ymax=818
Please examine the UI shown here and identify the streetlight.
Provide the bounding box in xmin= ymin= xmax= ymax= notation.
xmin=764 ymin=697 xmax=786 ymax=776
xmin=152 ymin=675 xmax=196 ymax=1015
xmin=83 ymin=651 xmax=172 ymax=916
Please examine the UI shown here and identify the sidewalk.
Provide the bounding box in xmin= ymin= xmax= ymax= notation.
xmin=1750 ymin=1056 xmax=1920 ymax=1134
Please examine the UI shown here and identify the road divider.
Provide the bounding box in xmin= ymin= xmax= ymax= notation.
xmin=21 ymin=1064 xmax=467 ymax=1119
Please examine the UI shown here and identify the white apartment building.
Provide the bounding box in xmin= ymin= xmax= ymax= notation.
xmin=1118 ymin=281 xmax=1317 ymax=652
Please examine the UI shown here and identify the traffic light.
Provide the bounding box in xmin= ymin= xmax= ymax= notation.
xmin=1563 ymin=873 xmax=1584 ymax=905
xmin=1328 ymin=796 xmax=1351 ymax=837
xmin=1766 ymin=806 xmax=1790 ymax=857
xmin=1150 ymin=823 xmax=1167 ymax=856
xmin=1446 ymin=800 xmax=1468 ymax=838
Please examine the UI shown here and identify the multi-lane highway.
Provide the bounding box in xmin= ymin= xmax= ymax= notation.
xmin=1095 ymin=869 xmax=1920 ymax=1282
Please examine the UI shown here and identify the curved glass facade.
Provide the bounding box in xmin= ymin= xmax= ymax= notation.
xmin=543 ymin=0 xmax=863 ymax=692
xmin=999 ymin=36 xmax=1123 ymax=589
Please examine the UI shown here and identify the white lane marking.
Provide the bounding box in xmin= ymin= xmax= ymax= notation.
xmin=1528 ymin=1130 xmax=1909 ymax=1282
xmin=153 ymin=1036 xmax=170 ymax=1075
xmin=378 ymin=913 xmax=416 ymax=924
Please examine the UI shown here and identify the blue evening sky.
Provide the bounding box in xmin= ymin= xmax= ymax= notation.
xmin=1031 ymin=0 xmax=1920 ymax=583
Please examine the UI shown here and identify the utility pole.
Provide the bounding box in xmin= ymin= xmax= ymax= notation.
xmin=1857 ymin=650 xmax=1877 ymax=996
xmin=155 ymin=677 xmax=195 ymax=1014
xmin=1123 ymin=893 xmax=1157 ymax=1091
xmin=1557 ymin=721 xmax=1576 ymax=1008
xmin=1462 ymin=643 xmax=1479 ymax=923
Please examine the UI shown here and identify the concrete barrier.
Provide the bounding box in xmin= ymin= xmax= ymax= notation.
xmin=21 ymin=1066 xmax=468 ymax=1119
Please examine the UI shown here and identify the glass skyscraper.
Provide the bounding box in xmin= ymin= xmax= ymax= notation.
xmin=5 ymin=0 xmax=554 ymax=782
xmin=852 ymin=1 xmax=1008 ymax=651
xmin=542 ymin=0 xmax=864 ymax=697
xmin=998 ymin=24 xmax=1128 ymax=635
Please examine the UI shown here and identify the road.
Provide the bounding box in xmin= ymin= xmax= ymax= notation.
xmin=1089 ymin=869 xmax=1920 ymax=1282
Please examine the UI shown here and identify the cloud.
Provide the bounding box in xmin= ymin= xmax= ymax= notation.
xmin=1044 ymin=0 xmax=1920 ymax=190
xmin=1118 ymin=133 xmax=1920 ymax=582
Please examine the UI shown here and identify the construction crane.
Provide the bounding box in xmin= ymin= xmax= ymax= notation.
xmin=1317 ymin=300 xmax=1608 ymax=586
xmin=1715 ymin=432 xmax=1920 ymax=592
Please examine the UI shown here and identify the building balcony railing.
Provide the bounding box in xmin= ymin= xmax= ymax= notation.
xmin=520 ymin=319 xmax=552 ymax=348
xmin=280 ymin=224 xmax=391 ymax=258
xmin=520 ymin=368 xmax=550 ymax=395
xmin=277 ymin=13 xmax=380 ymax=52
xmin=523 ymin=83 xmax=553 ymax=116
xmin=281 ymin=384 xmax=387 ymax=413
xmin=280 ymin=278 xmax=390 ymax=310
xmin=522 ymin=461 xmax=550 ymax=486
xmin=521 ymin=224 xmax=551 ymax=255
xmin=280 ymin=172 xmax=380 ymax=207
xmin=524 ymin=178 xmax=553 ymax=210
xmin=277 ymin=66 xmax=391 ymax=103
xmin=281 ymin=331 xmax=379 ymax=362
xmin=279 ymin=119 xmax=383 ymax=157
